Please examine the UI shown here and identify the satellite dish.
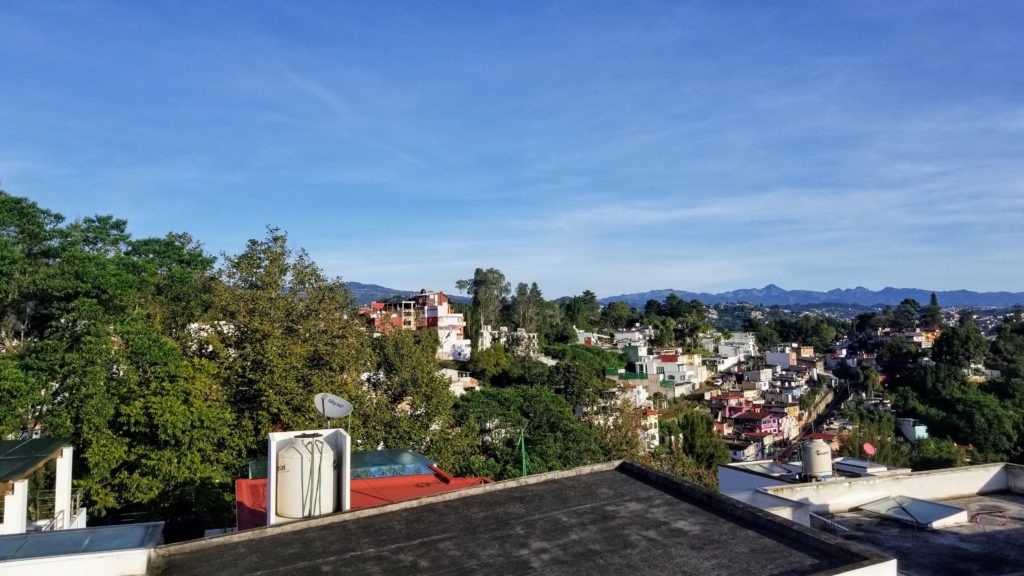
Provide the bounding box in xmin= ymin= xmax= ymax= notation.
xmin=314 ymin=393 xmax=353 ymax=419
xmin=863 ymin=442 xmax=876 ymax=456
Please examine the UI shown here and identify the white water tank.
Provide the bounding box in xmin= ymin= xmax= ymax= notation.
xmin=276 ymin=433 xmax=336 ymax=519
xmin=801 ymin=438 xmax=832 ymax=480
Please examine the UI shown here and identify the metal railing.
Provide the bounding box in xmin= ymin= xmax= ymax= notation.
xmin=37 ymin=488 xmax=84 ymax=531
xmin=30 ymin=489 xmax=55 ymax=522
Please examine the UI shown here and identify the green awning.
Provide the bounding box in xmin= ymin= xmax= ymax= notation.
xmin=0 ymin=438 xmax=72 ymax=483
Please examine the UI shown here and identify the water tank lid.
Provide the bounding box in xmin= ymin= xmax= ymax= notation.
xmin=295 ymin=432 xmax=323 ymax=439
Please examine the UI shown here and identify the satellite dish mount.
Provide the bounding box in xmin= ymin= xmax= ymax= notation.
xmin=314 ymin=392 xmax=354 ymax=430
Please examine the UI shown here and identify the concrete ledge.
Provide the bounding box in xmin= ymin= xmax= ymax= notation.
xmin=617 ymin=461 xmax=894 ymax=575
xmin=151 ymin=460 xmax=623 ymax=559
xmin=761 ymin=462 xmax=1013 ymax=514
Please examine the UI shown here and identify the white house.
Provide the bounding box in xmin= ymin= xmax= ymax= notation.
xmin=0 ymin=438 xmax=86 ymax=535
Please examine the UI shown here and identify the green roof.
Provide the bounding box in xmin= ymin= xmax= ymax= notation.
xmin=618 ymin=373 xmax=647 ymax=380
xmin=0 ymin=438 xmax=72 ymax=483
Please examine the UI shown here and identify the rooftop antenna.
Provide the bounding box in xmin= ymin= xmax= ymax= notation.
xmin=314 ymin=392 xmax=354 ymax=430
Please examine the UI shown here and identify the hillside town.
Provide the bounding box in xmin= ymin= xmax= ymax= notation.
xmin=2 ymin=197 xmax=1024 ymax=575
xmin=350 ymin=285 xmax=1011 ymax=474
xmin=3 ymin=2 xmax=1024 ymax=574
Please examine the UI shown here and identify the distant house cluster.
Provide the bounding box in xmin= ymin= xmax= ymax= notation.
xmin=577 ymin=320 xmax=847 ymax=461
xmin=357 ymin=290 xmax=472 ymax=362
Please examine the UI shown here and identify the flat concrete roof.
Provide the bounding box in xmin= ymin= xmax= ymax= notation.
xmin=150 ymin=461 xmax=889 ymax=576
xmin=831 ymin=492 xmax=1024 ymax=576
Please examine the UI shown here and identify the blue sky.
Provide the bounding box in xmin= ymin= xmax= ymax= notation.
xmin=2 ymin=2 xmax=1022 ymax=298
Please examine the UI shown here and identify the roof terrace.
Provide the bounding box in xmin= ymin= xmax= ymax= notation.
xmin=149 ymin=461 xmax=894 ymax=575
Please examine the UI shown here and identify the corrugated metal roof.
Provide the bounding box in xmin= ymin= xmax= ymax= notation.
xmin=0 ymin=438 xmax=72 ymax=483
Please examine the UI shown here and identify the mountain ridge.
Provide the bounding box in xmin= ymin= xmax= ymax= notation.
xmin=349 ymin=281 xmax=1024 ymax=308
xmin=346 ymin=281 xmax=471 ymax=305
xmin=597 ymin=285 xmax=1024 ymax=308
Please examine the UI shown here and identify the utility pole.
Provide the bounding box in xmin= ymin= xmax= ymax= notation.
xmin=519 ymin=428 xmax=528 ymax=477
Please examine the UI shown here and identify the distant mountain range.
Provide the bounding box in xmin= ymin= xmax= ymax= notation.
xmin=346 ymin=282 xmax=470 ymax=305
xmin=349 ymin=281 xmax=1024 ymax=308
xmin=597 ymin=285 xmax=1024 ymax=308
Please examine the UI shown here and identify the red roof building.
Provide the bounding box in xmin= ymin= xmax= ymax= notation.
xmin=235 ymin=453 xmax=491 ymax=531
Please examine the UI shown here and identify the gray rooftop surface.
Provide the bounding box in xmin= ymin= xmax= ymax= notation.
xmin=150 ymin=461 xmax=887 ymax=576
xmin=832 ymin=492 xmax=1024 ymax=576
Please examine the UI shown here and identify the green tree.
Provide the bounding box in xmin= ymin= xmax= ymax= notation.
xmin=743 ymin=318 xmax=780 ymax=351
xmin=652 ymin=317 xmax=677 ymax=347
xmin=561 ymin=290 xmax=601 ymax=329
xmin=860 ymin=365 xmax=881 ymax=397
xmin=601 ymin=300 xmax=638 ymax=330
xmin=126 ymin=233 xmax=216 ymax=339
xmin=892 ymin=298 xmax=920 ymax=332
xmin=491 ymin=358 xmax=551 ymax=388
xmin=839 ymin=408 xmax=912 ymax=467
xmin=101 ymin=321 xmax=244 ymax=525
xmin=0 ymin=192 xmax=65 ymax=349
xmin=592 ymin=398 xmax=647 ymax=462
xmin=661 ymin=295 xmax=708 ymax=349
xmin=552 ymin=358 xmax=613 ymax=409
xmin=918 ymin=293 xmax=944 ymax=328
xmin=455 ymin=386 xmax=604 ymax=479
xmin=210 ymin=228 xmax=374 ymax=454
xmin=0 ymin=199 xmax=243 ymax=528
xmin=765 ymin=315 xmax=844 ymax=353
xmin=944 ymin=391 xmax=1018 ymax=460
xmin=911 ymin=438 xmax=964 ymax=470
xmin=456 ymin=268 xmax=510 ymax=329
xmin=646 ymin=447 xmax=719 ymax=490
xmin=468 ymin=342 xmax=511 ymax=384
xmin=644 ymin=298 xmax=662 ymax=318
xmin=932 ymin=312 xmax=989 ymax=370
xmin=509 ymin=282 xmax=544 ymax=332
xmin=364 ymin=328 xmax=477 ymax=470
xmin=989 ymin=312 xmax=1024 ymax=372
xmin=0 ymin=356 xmax=36 ymax=436
xmin=671 ymin=411 xmax=729 ymax=469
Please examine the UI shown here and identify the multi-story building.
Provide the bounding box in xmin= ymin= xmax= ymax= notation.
xmin=410 ymin=290 xmax=472 ymax=361
xmin=356 ymin=301 xmax=404 ymax=333
xmin=359 ymin=290 xmax=472 ymax=361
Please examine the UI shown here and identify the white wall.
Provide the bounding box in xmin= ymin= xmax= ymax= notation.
xmin=54 ymin=447 xmax=73 ymax=530
xmin=1006 ymin=464 xmax=1024 ymax=493
xmin=1 ymin=479 xmax=28 ymax=534
xmin=0 ymin=549 xmax=151 ymax=576
xmin=761 ymin=464 xmax=1009 ymax=513
xmin=718 ymin=465 xmax=793 ymax=494
xmin=725 ymin=490 xmax=811 ymax=526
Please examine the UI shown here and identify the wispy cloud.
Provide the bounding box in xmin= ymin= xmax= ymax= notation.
xmin=1 ymin=1 xmax=1022 ymax=295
